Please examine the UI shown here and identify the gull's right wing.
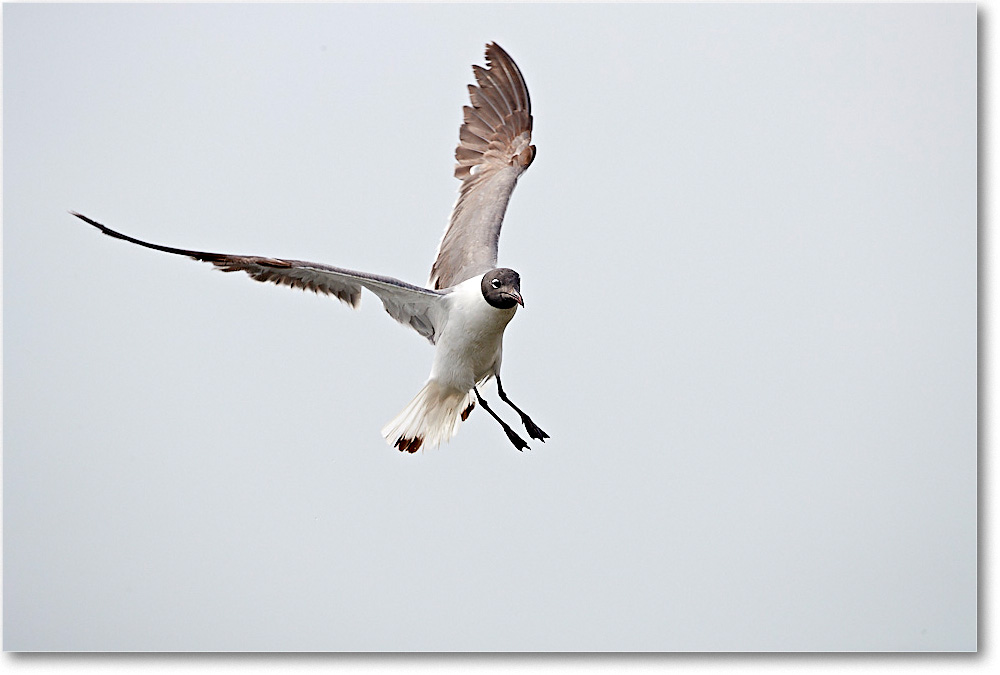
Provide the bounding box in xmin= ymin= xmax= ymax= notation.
xmin=72 ymin=212 xmax=449 ymax=344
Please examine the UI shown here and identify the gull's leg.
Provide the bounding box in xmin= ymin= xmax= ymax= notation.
xmin=474 ymin=386 xmax=529 ymax=452
xmin=496 ymin=375 xmax=549 ymax=442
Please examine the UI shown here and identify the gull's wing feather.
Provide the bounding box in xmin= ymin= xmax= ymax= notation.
xmin=429 ymin=43 xmax=534 ymax=290
xmin=72 ymin=212 xmax=449 ymax=344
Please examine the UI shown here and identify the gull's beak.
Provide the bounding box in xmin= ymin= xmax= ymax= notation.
xmin=504 ymin=290 xmax=524 ymax=307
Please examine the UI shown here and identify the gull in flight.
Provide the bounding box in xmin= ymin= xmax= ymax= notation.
xmin=72 ymin=43 xmax=547 ymax=453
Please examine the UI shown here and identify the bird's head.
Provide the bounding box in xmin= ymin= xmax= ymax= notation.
xmin=481 ymin=268 xmax=523 ymax=309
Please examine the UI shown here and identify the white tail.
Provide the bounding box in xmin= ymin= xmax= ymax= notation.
xmin=381 ymin=380 xmax=475 ymax=453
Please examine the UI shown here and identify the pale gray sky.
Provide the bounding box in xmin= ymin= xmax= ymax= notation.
xmin=4 ymin=3 xmax=977 ymax=651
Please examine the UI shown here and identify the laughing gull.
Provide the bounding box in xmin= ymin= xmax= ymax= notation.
xmin=71 ymin=43 xmax=547 ymax=453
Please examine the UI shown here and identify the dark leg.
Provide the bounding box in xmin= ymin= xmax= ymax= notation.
xmin=474 ymin=386 xmax=529 ymax=451
xmin=496 ymin=375 xmax=549 ymax=442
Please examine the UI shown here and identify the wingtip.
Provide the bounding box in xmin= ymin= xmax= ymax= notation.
xmin=484 ymin=42 xmax=515 ymax=65
xmin=70 ymin=210 xmax=104 ymax=230
xmin=70 ymin=211 xmax=122 ymax=240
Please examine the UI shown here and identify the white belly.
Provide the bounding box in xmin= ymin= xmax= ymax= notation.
xmin=429 ymin=276 xmax=517 ymax=392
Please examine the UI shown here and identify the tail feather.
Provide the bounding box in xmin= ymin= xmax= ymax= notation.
xmin=381 ymin=381 xmax=475 ymax=452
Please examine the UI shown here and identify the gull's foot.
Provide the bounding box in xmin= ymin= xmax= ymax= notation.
xmin=520 ymin=416 xmax=549 ymax=442
xmin=504 ymin=426 xmax=530 ymax=452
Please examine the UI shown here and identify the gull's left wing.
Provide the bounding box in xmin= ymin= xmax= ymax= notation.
xmin=428 ymin=43 xmax=535 ymax=290
xmin=71 ymin=212 xmax=449 ymax=344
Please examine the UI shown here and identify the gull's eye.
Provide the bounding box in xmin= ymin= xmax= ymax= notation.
xmin=491 ymin=279 xmax=501 ymax=289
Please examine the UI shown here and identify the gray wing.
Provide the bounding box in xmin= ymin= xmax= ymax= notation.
xmin=72 ymin=212 xmax=449 ymax=344
xmin=428 ymin=42 xmax=535 ymax=290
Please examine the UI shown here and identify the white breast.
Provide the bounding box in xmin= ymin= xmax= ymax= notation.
xmin=429 ymin=276 xmax=517 ymax=392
